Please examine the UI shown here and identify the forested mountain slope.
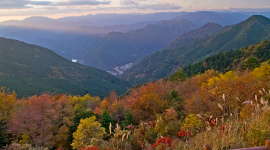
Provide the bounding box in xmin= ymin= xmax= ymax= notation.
xmin=183 ymin=40 xmax=270 ymax=77
xmin=166 ymin=22 xmax=224 ymax=49
xmin=122 ymin=15 xmax=270 ymax=84
xmin=0 ymin=37 xmax=131 ymax=98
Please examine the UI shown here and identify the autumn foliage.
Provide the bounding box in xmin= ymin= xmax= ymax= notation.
xmin=123 ymin=82 xmax=165 ymax=122
xmin=80 ymin=146 xmax=99 ymax=150
xmin=151 ymin=137 xmax=172 ymax=150
xmin=2 ymin=60 xmax=270 ymax=149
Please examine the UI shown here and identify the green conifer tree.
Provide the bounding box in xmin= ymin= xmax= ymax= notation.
xmin=0 ymin=126 xmax=9 ymax=148
xmin=170 ymin=68 xmax=186 ymax=82
xmin=169 ymin=89 xmax=185 ymax=120
xmin=241 ymin=55 xmax=260 ymax=71
xmin=101 ymin=109 xmax=113 ymax=134
xmin=121 ymin=110 xmax=134 ymax=128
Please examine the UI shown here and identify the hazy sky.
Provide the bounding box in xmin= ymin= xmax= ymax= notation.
xmin=0 ymin=0 xmax=269 ymax=22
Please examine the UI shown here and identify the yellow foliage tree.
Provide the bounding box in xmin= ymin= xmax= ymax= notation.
xmin=71 ymin=116 xmax=106 ymax=149
xmin=252 ymin=62 xmax=270 ymax=79
xmin=70 ymin=94 xmax=100 ymax=114
xmin=0 ymin=87 xmax=17 ymax=123
xmin=183 ymin=114 xmax=202 ymax=135
xmin=19 ymin=134 xmax=30 ymax=144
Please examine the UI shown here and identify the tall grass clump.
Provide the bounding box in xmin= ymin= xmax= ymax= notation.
xmin=176 ymin=90 xmax=270 ymax=149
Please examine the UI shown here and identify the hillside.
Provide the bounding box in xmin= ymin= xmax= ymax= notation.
xmin=122 ymin=15 xmax=270 ymax=84
xmin=166 ymin=22 xmax=224 ymax=49
xmin=3 ymin=44 xmax=270 ymax=150
xmin=36 ymin=19 xmax=198 ymax=71
xmin=0 ymin=37 xmax=131 ymax=98
xmin=183 ymin=40 xmax=270 ymax=77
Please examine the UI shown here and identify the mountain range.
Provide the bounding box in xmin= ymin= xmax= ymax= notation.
xmin=35 ymin=19 xmax=199 ymax=71
xmin=0 ymin=12 xmax=189 ymax=32
xmin=1 ymin=12 xmax=270 ymax=88
xmin=122 ymin=15 xmax=270 ymax=84
xmin=0 ymin=11 xmax=249 ymax=73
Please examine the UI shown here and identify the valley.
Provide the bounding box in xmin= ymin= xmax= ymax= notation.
xmin=0 ymin=11 xmax=252 ymax=73
xmin=107 ymin=63 xmax=134 ymax=76
xmin=1 ymin=8 xmax=270 ymax=150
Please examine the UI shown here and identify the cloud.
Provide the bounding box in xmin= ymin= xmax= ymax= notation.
xmin=0 ymin=0 xmax=111 ymax=9
xmin=121 ymin=0 xmax=147 ymax=6
xmin=0 ymin=0 xmax=52 ymax=9
xmin=119 ymin=0 xmax=181 ymax=10
xmin=53 ymin=0 xmax=111 ymax=6
xmin=28 ymin=1 xmax=52 ymax=5
xmin=120 ymin=3 xmax=181 ymax=10
xmin=141 ymin=3 xmax=181 ymax=10
xmin=121 ymin=0 xmax=139 ymax=6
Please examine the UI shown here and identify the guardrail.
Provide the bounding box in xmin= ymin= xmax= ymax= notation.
xmin=204 ymin=139 xmax=270 ymax=150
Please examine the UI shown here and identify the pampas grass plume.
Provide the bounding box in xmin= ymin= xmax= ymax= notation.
xmin=218 ymin=103 xmax=223 ymax=111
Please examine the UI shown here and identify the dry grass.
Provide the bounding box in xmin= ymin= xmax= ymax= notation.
xmin=174 ymin=91 xmax=270 ymax=150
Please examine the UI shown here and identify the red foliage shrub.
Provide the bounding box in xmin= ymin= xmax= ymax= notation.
xmin=151 ymin=137 xmax=172 ymax=150
xmin=80 ymin=146 xmax=99 ymax=150
xmin=178 ymin=130 xmax=185 ymax=137
xmin=178 ymin=128 xmax=192 ymax=138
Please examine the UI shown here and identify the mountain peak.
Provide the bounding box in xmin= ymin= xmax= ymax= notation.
xmin=248 ymin=15 xmax=269 ymax=19
xmin=23 ymin=16 xmax=54 ymax=22
xmin=203 ymin=22 xmax=223 ymax=27
xmin=166 ymin=22 xmax=223 ymax=49
xmin=244 ymin=15 xmax=270 ymax=24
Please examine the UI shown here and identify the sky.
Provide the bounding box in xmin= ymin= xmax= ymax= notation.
xmin=0 ymin=0 xmax=270 ymax=22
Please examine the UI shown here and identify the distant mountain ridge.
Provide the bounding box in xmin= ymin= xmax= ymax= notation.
xmin=173 ymin=11 xmax=247 ymax=26
xmin=0 ymin=37 xmax=131 ymax=98
xmin=0 ymin=26 xmax=57 ymax=44
xmin=0 ymin=12 xmax=189 ymax=31
xmin=36 ymin=19 xmax=199 ymax=71
xmin=122 ymin=15 xmax=270 ymax=84
xmin=78 ymin=21 xmax=157 ymax=34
